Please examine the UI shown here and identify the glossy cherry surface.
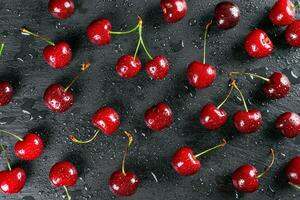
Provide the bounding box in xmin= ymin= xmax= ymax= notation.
xmin=0 ymin=168 xmax=26 ymax=194
xmin=187 ymin=61 xmax=216 ymax=89
xmin=49 ymin=161 xmax=78 ymax=187
xmin=86 ymin=18 xmax=112 ymax=46
xmin=214 ymin=1 xmax=240 ymax=29
xmin=160 ymin=0 xmax=188 ymax=23
xmin=276 ymin=112 xmax=300 ymax=138
xmin=116 ymin=55 xmax=142 ymax=79
xmin=199 ymin=103 xmax=227 ymax=129
xmin=43 ymin=41 xmax=72 ymax=69
xmin=145 ymin=55 xmax=170 ymax=80
xmin=285 ymin=20 xmax=300 ymax=47
xmin=286 ymin=156 xmax=300 ymax=185
xmin=92 ymin=107 xmax=120 ymax=135
xmin=269 ymin=0 xmax=296 ymax=26
xmin=232 ymin=164 xmax=259 ymax=193
xmin=263 ymin=72 xmax=291 ymax=99
xmin=234 ymin=109 xmax=263 ymax=134
xmin=109 ymin=171 xmax=139 ymax=196
xmin=48 ymin=0 xmax=75 ymax=20
xmin=0 ymin=81 xmax=14 ymax=106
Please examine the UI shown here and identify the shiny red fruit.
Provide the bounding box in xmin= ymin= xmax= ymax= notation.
xmin=276 ymin=112 xmax=300 ymax=138
xmin=214 ymin=1 xmax=240 ymax=30
xmin=14 ymin=133 xmax=44 ymax=161
xmin=232 ymin=164 xmax=259 ymax=193
xmin=171 ymin=147 xmax=201 ymax=176
xmin=43 ymin=84 xmax=73 ymax=113
xmin=49 ymin=161 xmax=78 ymax=187
xmin=43 ymin=41 xmax=72 ymax=69
xmin=48 ymin=0 xmax=75 ymax=20
xmin=92 ymin=107 xmax=120 ymax=135
xmin=116 ymin=55 xmax=142 ymax=79
xmin=263 ymin=72 xmax=291 ymax=99
xmin=244 ymin=29 xmax=273 ymax=58
xmin=144 ymin=102 xmax=173 ymax=131
xmin=233 ymin=109 xmax=263 ymax=134
xmin=86 ymin=18 xmax=112 ymax=46
xmin=286 ymin=156 xmax=300 ymax=185
xmin=187 ymin=61 xmax=216 ymax=89
xmin=269 ymin=0 xmax=295 ymax=26
xmin=0 ymin=81 xmax=14 ymax=106
xmin=145 ymin=55 xmax=170 ymax=80
xmin=285 ymin=20 xmax=300 ymax=47
xmin=109 ymin=171 xmax=139 ymax=196
xmin=0 ymin=168 xmax=26 ymax=194
xmin=160 ymin=0 xmax=188 ymax=23
xmin=199 ymin=103 xmax=227 ymax=129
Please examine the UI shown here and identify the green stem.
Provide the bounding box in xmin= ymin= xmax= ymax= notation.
xmin=122 ymin=131 xmax=133 ymax=175
xmin=195 ymin=139 xmax=227 ymax=158
xmin=203 ymin=20 xmax=213 ymax=64
xmin=257 ymin=149 xmax=275 ymax=179
xmin=69 ymin=129 xmax=100 ymax=144
xmin=110 ymin=16 xmax=142 ymax=35
xmin=232 ymin=81 xmax=249 ymax=112
xmin=0 ymin=144 xmax=11 ymax=171
xmin=230 ymin=72 xmax=270 ymax=82
xmin=289 ymin=182 xmax=300 ymax=190
xmin=217 ymin=83 xmax=234 ymax=109
xmin=292 ymin=4 xmax=300 ymax=9
xmin=63 ymin=186 xmax=71 ymax=200
xmin=20 ymin=28 xmax=55 ymax=46
xmin=0 ymin=43 xmax=4 ymax=56
xmin=0 ymin=129 xmax=23 ymax=141
xmin=133 ymin=36 xmax=142 ymax=59
xmin=139 ymin=26 xmax=153 ymax=60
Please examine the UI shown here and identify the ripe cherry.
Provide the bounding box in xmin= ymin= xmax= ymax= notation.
xmin=214 ymin=1 xmax=240 ymax=30
xmin=145 ymin=55 xmax=170 ymax=80
xmin=160 ymin=0 xmax=188 ymax=23
xmin=172 ymin=139 xmax=227 ymax=176
xmin=144 ymin=102 xmax=173 ymax=131
xmin=285 ymin=20 xmax=300 ymax=47
xmin=48 ymin=0 xmax=75 ymax=20
xmin=244 ymin=29 xmax=273 ymax=58
xmin=49 ymin=161 xmax=78 ymax=200
xmin=232 ymin=149 xmax=275 ymax=193
xmin=115 ymin=55 xmax=142 ymax=79
xmin=286 ymin=156 xmax=300 ymax=190
xmin=269 ymin=0 xmax=296 ymax=26
xmin=86 ymin=18 xmax=112 ymax=46
xmin=187 ymin=20 xmax=216 ymax=89
xmin=276 ymin=112 xmax=300 ymax=138
xmin=0 ymin=81 xmax=14 ymax=106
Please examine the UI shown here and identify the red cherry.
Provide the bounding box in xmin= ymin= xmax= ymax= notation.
xmin=269 ymin=0 xmax=296 ymax=26
xmin=233 ymin=109 xmax=263 ymax=134
xmin=144 ymin=102 xmax=173 ymax=131
xmin=199 ymin=103 xmax=227 ymax=129
xmin=160 ymin=0 xmax=188 ymax=23
xmin=286 ymin=156 xmax=300 ymax=186
xmin=115 ymin=55 xmax=142 ymax=79
xmin=49 ymin=161 xmax=78 ymax=187
xmin=48 ymin=0 xmax=75 ymax=20
xmin=232 ymin=165 xmax=260 ymax=193
xmin=109 ymin=171 xmax=139 ymax=196
xmin=214 ymin=1 xmax=241 ymax=30
xmin=0 ymin=81 xmax=14 ymax=106
xmin=43 ymin=41 xmax=72 ymax=69
xmin=86 ymin=18 xmax=112 ymax=46
xmin=187 ymin=62 xmax=217 ymax=89
xmin=145 ymin=55 xmax=170 ymax=80
xmin=244 ymin=29 xmax=273 ymax=58
xmin=285 ymin=20 xmax=300 ymax=47
xmin=0 ymin=167 xmax=26 ymax=194
xmin=276 ymin=112 xmax=300 ymax=138
xmin=263 ymin=72 xmax=291 ymax=99
xmin=92 ymin=107 xmax=120 ymax=135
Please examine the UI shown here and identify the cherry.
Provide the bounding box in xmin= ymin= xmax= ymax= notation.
xmin=276 ymin=112 xmax=300 ymax=138
xmin=86 ymin=18 xmax=112 ymax=46
xmin=269 ymin=0 xmax=296 ymax=26
xmin=145 ymin=55 xmax=170 ymax=80
xmin=48 ymin=0 xmax=75 ymax=20
xmin=172 ymin=139 xmax=227 ymax=176
xmin=187 ymin=20 xmax=216 ymax=89
xmin=263 ymin=72 xmax=291 ymax=99
xmin=160 ymin=0 xmax=188 ymax=23
xmin=0 ymin=81 xmax=14 ymax=106
xmin=244 ymin=29 xmax=273 ymax=58
xmin=285 ymin=20 xmax=300 ymax=47
xmin=144 ymin=102 xmax=173 ymax=131
xmin=0 ymin=144 xmax=26 ymax=194
xmin=232 ymin=149 xmax=275 ymax=193
xmin=286 ymin=156 xmax=300 ymax=189
xmin=49 ymin=161 xmax=78 ymax=200
xmin=115 ymin=55 xmax=142 ymax=79
xmin=214 ymin=1 xmax=240 ymax=30
xmin=20 ymin=28 xmax=72 ymax=69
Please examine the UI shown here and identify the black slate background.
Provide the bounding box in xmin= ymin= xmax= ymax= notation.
xmin=0 ymin=0 xmax=300 ymax=199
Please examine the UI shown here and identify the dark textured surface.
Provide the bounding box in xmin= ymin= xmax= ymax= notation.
xmin=0 ymin=0 xmax=300 ymax=199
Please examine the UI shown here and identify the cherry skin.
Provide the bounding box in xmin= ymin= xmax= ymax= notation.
xmin=285 ymin=20 xmax=300 ymax=47
xmin=244 ymin=29 xmax=273 ymax=58
xmin=14 ymin=133 xmax=44 ymax=161
xmin=144 ymin=102 xmax=173 ymax=131
xmin=0 ymin=81 xmax=14 ymax=106
xmin=145 ymin=55 xmax=170 ymax=80
xmin=109 ymin=171 xmax=139 ymax=196
xmin=199 ymin=103 xmax=227 ymax=130
xmin=86 ymin=18 xmax=112 ymax=46
xmin=171 ymin=147 xmax=201 ymax=176
xmin=160 ymin=0 xmax=188 ymax=23
xmin=0 ymin=168 xmax=26 ymax=194
xmin=214 ymin=1 xmax=240 ymax=30
xmin=232 ymin=164 xmax=259 ymax=193
xmin=233 ymin=109 xmax=263 ymax=134
xmin=116 ymin=55 xmax=142 ymax=79
xmin=49 ymin=161 xmax=78 ymax=187
xmin=263 ymin=72 xmax=291 ymax=99
xmin=43 ymin=41 xmax=72 ymax=69
xmin=276 ymin=112 xmax=300 ymax=138
xmin=187 ymin=61 xmax=217 ymax=89
xmin=269 ymin=0 xmax=295 ymax=26
xmin=286 ymin=156 xmax=300 ymax=185
xmin=92 ymin=107 xmax=120 ymax=135
xmin=43 ymin=84 xmax=73 ymax=113
xmin=48 ymin=0 xmax=75 ymax=20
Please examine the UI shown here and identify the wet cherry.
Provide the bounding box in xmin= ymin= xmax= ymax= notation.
xmin=286 ymin=156 xmax=300 ymax=189
xmin=160 ymin=0 xmax=188 ymax=23
xmin=0 ymin=81 xmax=14 ymax=106
xmin=263 ymin=72 xmax=291 ymax=99
xmin=234 ymin=109 xmax=263 ymax=134
xmin=214 ymin=1 xmax=241 ymax=29
xmin=44 ymin=84 xmax=73 ymax=112
xmin=48 ymin=0 xmax=75 ymax=20
xmin=116 ymin=55 xmax=142 ymax=79
xmin=285 ymin=20 xmax=300 ymax=47
xmin=86 ymin=18 xmax=112 ymax=46
xmin=145 ymin=55 xmax=170 ymax=80
xmin=276 ymin=112 xmax=300 ymax=138
xmin=269 ymin=0 xmax=296 ymax=26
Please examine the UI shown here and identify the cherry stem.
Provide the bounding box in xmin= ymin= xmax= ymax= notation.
xmin=20 ymin=28 xmax=55 ymax=46
xmin=122 ymin=131 xmax=133 ymax=175
xmin=133 ymin=33 xmax=142 ymax=59
xmin=64 ymin=62 xmax=91 ymax=92
xmin=195 ymin=139 xmax=227 ymax=158
xmin=69 ymin=129 xmax=100 ymax=144
xmin=0 ymin=144 xmax=11 ymax=171
xmin=110 ymin=16 xmax=142 ymax=35
xmin=63 ymin=186 xmax=71 ymax=200
xmin=0 ymin=129 xmax=23 ymax=141
xmin=0 ymin=43 xmax=4 ymax=56
xmin=288 ymin=182 xmax=300 ymax=190
xmin=292 ymin=4 xmax=300 ymax=10
xmin=217 ymin=80 xmax=235 ymax=109
xmin=203 ymin=20 xmax=213 ymax=64
xmin=257 ymin=148 xmax=275 ymax=179
xmin=231 ymin=81 xmax=249 ymax=112
xmin=230 ymin=71 xmax=270 ymax=82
